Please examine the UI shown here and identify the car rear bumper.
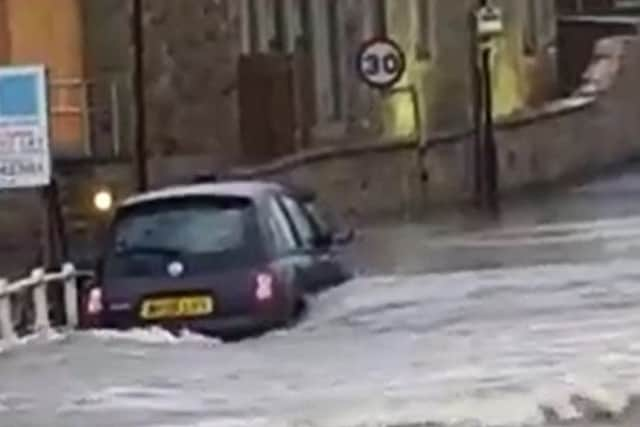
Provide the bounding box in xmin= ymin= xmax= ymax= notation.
xmin=173 ymin=315 xmax=285 ymax=338
xmin=91 ymin=312 xmax=288 ymax=339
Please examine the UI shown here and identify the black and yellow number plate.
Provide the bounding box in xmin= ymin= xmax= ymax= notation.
xmin=140 ymin=296 xmax=214 ymax=320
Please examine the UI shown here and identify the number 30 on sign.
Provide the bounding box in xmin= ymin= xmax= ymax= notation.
xmin=356 ymin=37 xmax=406 ymax=90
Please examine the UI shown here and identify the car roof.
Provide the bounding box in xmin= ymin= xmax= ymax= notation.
xmin=120 ymin=180 xmax=287 ymax=208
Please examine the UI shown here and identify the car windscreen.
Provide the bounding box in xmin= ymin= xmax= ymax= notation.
xmin=102 ymin=195 xmax=266 ymax=278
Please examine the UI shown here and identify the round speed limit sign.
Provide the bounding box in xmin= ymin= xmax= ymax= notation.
xmin=356 ymin=37 xmax=406 ymax=90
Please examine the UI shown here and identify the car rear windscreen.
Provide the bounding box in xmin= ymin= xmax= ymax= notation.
xmin=102 ymin=195 xmax=265 ymax=278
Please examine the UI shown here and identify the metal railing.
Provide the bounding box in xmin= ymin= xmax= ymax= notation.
xmin=0 ymin=263 xmax=91 ymax=343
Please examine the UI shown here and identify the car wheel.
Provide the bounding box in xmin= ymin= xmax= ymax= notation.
xmin=294 ymin=297 xmax=308 ymax=319
xmin=277 ymin=290 xmax=304 ymax=329
xmin=282 ymin=295 xmax=307 ymax=329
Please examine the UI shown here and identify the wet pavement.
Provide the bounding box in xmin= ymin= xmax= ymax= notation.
xmin=4 ymin=166 xmax=640 ymax=426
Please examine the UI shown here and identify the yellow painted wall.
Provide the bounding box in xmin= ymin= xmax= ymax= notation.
xmin=6 ymin=0 xmax=85 ymax=154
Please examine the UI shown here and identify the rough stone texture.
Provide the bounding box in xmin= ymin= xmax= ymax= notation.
xmin=82 ymin=0 xmax=135 ymax=157
xmin=78 ymin=0 xmax=558 ymax=167
xmin=142 ymin=0 xmax=241 ymax=166
xmin=82 ymin=0 xmax=242 ymax=166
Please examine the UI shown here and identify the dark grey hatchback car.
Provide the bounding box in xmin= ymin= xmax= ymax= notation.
xmin=81 ymin=181 xmax=353 ymax=338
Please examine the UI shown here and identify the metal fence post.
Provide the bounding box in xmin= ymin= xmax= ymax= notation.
xmin=0 ymin=279 xmax=16 ymax=343
xmin=62 ymin=263 xmax=78 ymax=328
xmin=31 ymin=268 xmax=50 ymax=332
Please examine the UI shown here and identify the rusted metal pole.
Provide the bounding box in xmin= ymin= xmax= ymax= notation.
xmin=476 ymin=0 xmax=500 ymax=213
xmin=481 ymin=44 xmax=499 ymax=212
xmin=132 ymin=0 xmax=148 ymax=192
xmin=470 ymin=8 xmax=484 ymax=206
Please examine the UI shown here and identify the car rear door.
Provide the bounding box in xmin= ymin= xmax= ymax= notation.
xmin=276 ymin=194 xmax=347 ymax=291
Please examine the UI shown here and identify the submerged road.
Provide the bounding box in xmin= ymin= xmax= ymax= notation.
xmin=4 ymin=166 xmax=640 ymax=426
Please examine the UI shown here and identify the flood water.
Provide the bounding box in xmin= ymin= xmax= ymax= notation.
xmin=4 ymin=167 xmax=640 ymax=427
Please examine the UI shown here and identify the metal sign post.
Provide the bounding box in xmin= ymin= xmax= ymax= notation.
xmin=474 ymin=0 xmax=503 ymax=214
xmin=0 ymin=65 xmax=61 ymax=272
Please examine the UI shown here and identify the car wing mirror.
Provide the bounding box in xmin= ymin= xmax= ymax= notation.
xmin=333 ymin=228 xmax=355 ymax=246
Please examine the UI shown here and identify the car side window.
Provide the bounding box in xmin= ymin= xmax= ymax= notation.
xmin=267 ymin=197 xmax=298 ymax=255
xmin=304 ymin=202 xmax=333 ymax=237
xmin=279 ymin=195 xmax=318 ymax=249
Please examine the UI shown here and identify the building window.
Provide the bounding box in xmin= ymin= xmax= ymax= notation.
xmin=416 ymin=0 xmax=434 ymax=59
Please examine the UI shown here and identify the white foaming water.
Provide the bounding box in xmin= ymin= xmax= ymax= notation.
xmin=2 ymin=260 xmax=640 ymax=427
xmin=274 ymin=261 xmax=640 ymax=427
xmin=87 ymin=326 xmax=221 ymax=346
xmin=58 ymin=386 xmax=212 ymax=414
xmin=19 ymin=261 xmax=640 ymax=426
xmin=0 ymin=328 xmax=68 ymax=355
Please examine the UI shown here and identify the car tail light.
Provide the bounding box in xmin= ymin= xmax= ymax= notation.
xmin=254 ymin=272 xmax=275 ymax=302
xmin=87 ymin=287 xmax=103 ymax=315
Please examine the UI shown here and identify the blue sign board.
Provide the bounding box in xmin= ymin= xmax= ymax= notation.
xmin=0 ymin=65 xmax=51 ymax=189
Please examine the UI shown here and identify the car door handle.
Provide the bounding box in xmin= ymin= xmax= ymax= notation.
xmin=318 ymin=254 xmax=331 ymax=262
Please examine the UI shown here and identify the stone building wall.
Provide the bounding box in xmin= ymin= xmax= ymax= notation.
xmin=142 ymin=0 xmax=242 ymax=165
xmin=83 ymin=0 xmax=243 ymax=167
xmin=223 ymin=35 xmax=640 ymax=224
xmin=331 ymin=0 xmax=559 ymax=141
xmin=79 ymin=0 xmax=558 ymax=167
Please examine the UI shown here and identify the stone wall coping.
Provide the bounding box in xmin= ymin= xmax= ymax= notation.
xmin=495 ymin=96 xmax=596 ymax=130
xmin=559 ymin=15 xmax=640 ymax=25
xmin=227 ymin=94 xmax=596 ymax=178
xmin=227 ymin=137 xmax=419 ymax=179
